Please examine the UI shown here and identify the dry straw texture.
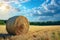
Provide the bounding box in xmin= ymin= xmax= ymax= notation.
xmin=0 ymin=25 xmax=60 ymax=40
xmin=6 ymin=16 xmax=29 ymax=35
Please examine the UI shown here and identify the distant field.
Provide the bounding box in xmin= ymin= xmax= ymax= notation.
xmin=0 ymin=25 xmax=7 ymax=34
xmin=0 ymin=25 xmax=60 ymax=40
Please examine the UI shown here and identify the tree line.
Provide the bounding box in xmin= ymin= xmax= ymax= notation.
xmin=30 ymin=21 xmax=60 ymax=25
xmin=0 ymin=20 xmax=60 ymax=25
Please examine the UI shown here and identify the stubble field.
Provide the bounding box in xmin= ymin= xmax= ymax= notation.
xmin=0 ymin=25 xmax=60 ymax=40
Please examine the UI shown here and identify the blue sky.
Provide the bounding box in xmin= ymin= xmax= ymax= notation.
xmin=0 ymin=0 xmax=60 ymax=22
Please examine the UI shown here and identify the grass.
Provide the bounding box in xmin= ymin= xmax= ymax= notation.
xmin=0 ymin=25 xmax=60 ymax=40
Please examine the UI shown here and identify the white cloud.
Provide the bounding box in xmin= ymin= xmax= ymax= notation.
xmin=50 ymin=0 xmax=58 ymax=6
xmin=0 ymin=0 xmax=30 ymax=3
xmin=0 ymin=0 xmax=60 ymax=22
xmin=42 ymin=5 xmax=48 ymax=11
xmin=0 ymin=2 xmax=18 ymax=20
xmin=37 ymin=10 xmax=41 ymax=14
xmin=41 ymin=0 xmax=60 ymax=14
xmin=18 ymin=0 xmax=30 ymax=3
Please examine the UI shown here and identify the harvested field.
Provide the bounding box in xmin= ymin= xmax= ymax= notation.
xmin=0 ymin=25 xmax=60 ymax=40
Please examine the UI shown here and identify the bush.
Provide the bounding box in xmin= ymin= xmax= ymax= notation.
xmin=0 ymin=20 xmax=6 ymax=25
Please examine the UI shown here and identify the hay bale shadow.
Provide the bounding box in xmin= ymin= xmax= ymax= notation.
xmin=0 ymin=34 xmax=14 ymax=39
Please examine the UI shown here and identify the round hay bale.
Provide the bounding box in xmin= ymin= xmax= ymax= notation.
xmin=6 ymin=16 xmax=29 ymax=35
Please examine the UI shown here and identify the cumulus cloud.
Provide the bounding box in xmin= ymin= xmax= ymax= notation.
xmin=16 ymin=0 xmax=60 ymax=22
xmin=25 ymin=0 xmax=60 ymax=21
xmin=0 ymin=0 xmax=30 ymax=3
xmin=0 ymin=0 xmax=60 ymax=22
xmin=0 ymin=0 xmax=29 ymax=20
xmin=0 ymin=2 xmax=18 ymax=20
